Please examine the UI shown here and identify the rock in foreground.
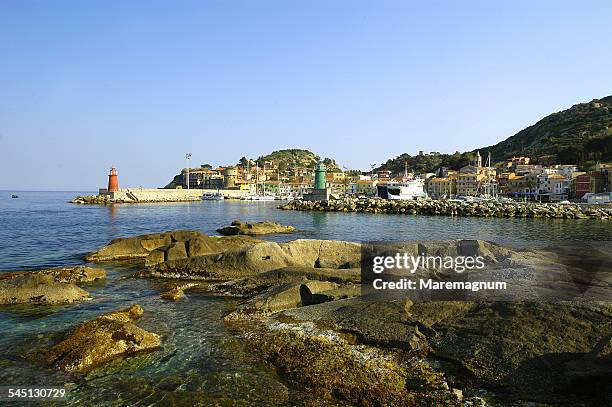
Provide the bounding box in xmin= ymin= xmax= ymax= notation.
xmin=216 ymin=220 xmax=296 ymax=236
xmin=43 ymin=304 xmax=160 ymax=372
xmin=85 ymin=230 xmax=259 ymax=265
xmin=0 ymin=266 xmax=104 ymax=305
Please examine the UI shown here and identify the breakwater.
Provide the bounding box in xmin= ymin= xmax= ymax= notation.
xmin=71 ymin=188 xmax=248 ymax=204
xmin=279 ymin=198 xmax=612 ymax=220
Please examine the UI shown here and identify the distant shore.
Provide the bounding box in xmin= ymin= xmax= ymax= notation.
xmin=279 ymin=198 xmax=612 ymax=220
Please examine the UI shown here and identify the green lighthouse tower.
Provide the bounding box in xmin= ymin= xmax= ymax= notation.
xmin=314 ymin=161 xmax=327 ymax=190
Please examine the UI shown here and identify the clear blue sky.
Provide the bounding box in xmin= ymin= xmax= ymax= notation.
xmin=1 ymin=0 xmax=611 ymax=190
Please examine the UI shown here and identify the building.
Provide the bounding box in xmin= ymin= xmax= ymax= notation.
xmin=426 ymin=177 xmax=457 ymax=199
xmin=287 ymin=182 xmax=313 ymax=197
xmin=376 ymin=170 xmax=391 ymax=181
xmin=536 ymin=173 xmax=569 ymax=202
xmin=497 ymin=172 xmax=517 ymax=195
xmin=572 ymin=172 xmax=609 ymax=199
xmin=353 ymin=180 xmax=378 ymax=196
xmin=183 ymin=168 xmax=223 ymax=189
xmin=504 ymin=156 xmax=531 ymax=169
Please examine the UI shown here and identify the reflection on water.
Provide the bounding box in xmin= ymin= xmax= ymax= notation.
xmin=0 ymin=191 xmax=609 ymax=404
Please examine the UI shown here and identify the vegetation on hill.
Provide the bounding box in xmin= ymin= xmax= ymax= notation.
xmin=164 ymin=149 xmax=342 ymax=188
xmin=254 ymin=149 xmax=342 ymax=172
xmin=483 ymin=95 xmax=612 ymax=165
xmin=376 ymin=152 xmax=478 ymax=176
xmin=377 ymin=95 xmax=612 ymax=175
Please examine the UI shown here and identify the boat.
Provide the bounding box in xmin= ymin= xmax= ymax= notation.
xmin=201 ymin=192 xmax=224 ymax=200
xmin=11 ymin=194 xmax=18 ymax=198
xmin=377 ymin=180 xmax=427 ymax=200
xmin=242 ymin=194 xmax=276 ymax=201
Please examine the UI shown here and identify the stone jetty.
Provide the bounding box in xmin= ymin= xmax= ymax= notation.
xmin=279 ymin=198 xmax=612 ymax=220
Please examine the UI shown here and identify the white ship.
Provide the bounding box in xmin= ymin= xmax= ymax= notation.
xmin=241 ymin=194 xmax=276 ymax=201
xmin=377 ymin=180 xmax=427 ymax=200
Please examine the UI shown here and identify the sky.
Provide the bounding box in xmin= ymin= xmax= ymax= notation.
xmin=1 ymin=0 xmax=612 ymax=190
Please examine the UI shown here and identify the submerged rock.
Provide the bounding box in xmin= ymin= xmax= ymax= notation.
xmin=217 ymin=219 xmax=296 ymax=236
xmin=0 ymin=266 xmax=104 ymax=305
xmin=42 ymin=304 xmax=161 ymax=372
xmin=160 ymin=283 xmax=198 ymax=301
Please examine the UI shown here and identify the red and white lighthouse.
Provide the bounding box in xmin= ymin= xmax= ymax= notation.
xmin=108 ymin=167 xmax=119 ymax=192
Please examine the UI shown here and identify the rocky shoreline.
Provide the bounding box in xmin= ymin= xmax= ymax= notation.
xmin=3 ymin=229 xmax=611 ymax=405
xmin=279 ymin=198 xmax=612 ymax=220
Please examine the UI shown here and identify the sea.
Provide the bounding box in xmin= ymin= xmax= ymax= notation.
xmin=0 ymin=191 xmax=610 ymax=405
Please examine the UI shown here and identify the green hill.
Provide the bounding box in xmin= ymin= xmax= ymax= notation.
xmin=255 ymin=149 xmax=341 ymax=172
xmin=164 ymin=149 xmax=342 ymax=188
xmin=377 ymin=94 xmax=612 ymax=175
xmin=484 ymin=95 xmax=612 ymax=164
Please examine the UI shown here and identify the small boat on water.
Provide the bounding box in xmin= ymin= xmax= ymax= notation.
xmin=201 ymin=192 xmax=224 ymax=200
xmin=241 ymin=194 xmax=276 ymax=201
xmin=11 ymin=194 xmax=19 ymax=198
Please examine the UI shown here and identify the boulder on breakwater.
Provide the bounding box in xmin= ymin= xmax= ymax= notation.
xmin=279 ymin=198 xmax=612 ymax=220
xmin=0 ymin=266 xmax=105 ymax=305
xmin=41 ymin=304 xmax=161 ymax=372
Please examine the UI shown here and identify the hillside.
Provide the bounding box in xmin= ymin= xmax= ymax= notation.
xmin=255 ymin=149 xmax=341 ymax=172
xmin=377 ymin=94 xmax=612 ymax=175
xmin=484 ymin=95 xmax=612 ymax=164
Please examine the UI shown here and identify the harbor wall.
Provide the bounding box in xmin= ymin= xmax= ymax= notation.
xmin=72 ymin=188 xmax=250 ymax=204
xmin=105 ymin=188 xmax=250 ymax=201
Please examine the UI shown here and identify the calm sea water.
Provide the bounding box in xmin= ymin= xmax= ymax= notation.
xmin=1 ymin=191 xmax=610 ymax=271
xmin=0 ymin=191 xmax=610 ymax=405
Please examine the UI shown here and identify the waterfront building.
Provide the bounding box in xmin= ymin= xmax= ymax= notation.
xmin=457 ymin=173 xmax=482 ymax=196
xmin=223 ymin=167 xmax=238 ymax=188
xmin=287 ymin=182 xmax=313 ymax=197
xmin=572 ymin=172 xmax=609 ymax=199
xmin=183 ymin=168 xmax=223 ymax=189
xmin=536 ymin=173 xmax=569 ymax=201
xmin=426 ymin=177 xmax=457 ymax=199
xmin=496 ymin=172 xmax=517 ymax=195
xmin=354 ymin=180 xmax=378 ymax=196
xmin=325 ymin=180 xmax=347 ymax=196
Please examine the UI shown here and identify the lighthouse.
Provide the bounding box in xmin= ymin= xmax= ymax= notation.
xmin=303 ymin=160 xmax=331 ymax=201
xmin=108 ymin=167 xmax=119 ymax=192
xmin=314 ymin=161 xmax=327 ymax=189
